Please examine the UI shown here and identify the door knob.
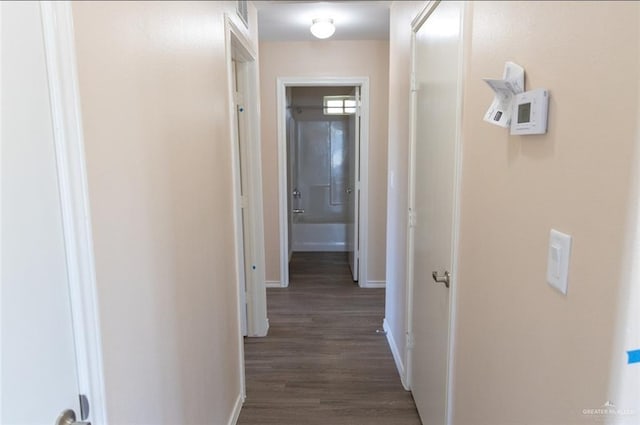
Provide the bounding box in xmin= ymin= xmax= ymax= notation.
xmin=56 ymin=409 xmax=90 ymax=425
xmin=346 ymin=187 xmax=353 ymax=194
xmin=432 ymin=271 xmax=450 ymax=288
xmin=292 ymin=209 xmax=305 ymax=214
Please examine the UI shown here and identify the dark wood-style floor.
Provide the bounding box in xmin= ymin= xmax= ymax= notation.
xmin=237 ymin=252 xmax=422 ymax=425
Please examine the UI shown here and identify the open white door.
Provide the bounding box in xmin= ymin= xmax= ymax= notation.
xmin=408 ymin=1 xmax=464 ymax=424
xmin=1 ymin=2 xmax=84 ymax=423
xmin=347 ymin=86 xmax=360 ymax=281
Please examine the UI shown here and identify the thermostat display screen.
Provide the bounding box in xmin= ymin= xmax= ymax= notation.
xmin=517 ymin=102 xmax=531 ymax=124
xmin=510 ymin=88 xmax=549 ymax=135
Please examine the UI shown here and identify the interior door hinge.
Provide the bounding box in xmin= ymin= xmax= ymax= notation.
xmin=406 ymin=332 xmax=415 ymax=350
xmin=410 ymin=73 xmax=418 ymax=92
xmin=408 ymin=210 xmax=417 ymax=228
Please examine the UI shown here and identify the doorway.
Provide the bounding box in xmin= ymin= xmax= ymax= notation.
xmin=286 ymin=86 xmax=360 ymax=281
xmin=276 ymin=77 xmax=370 ymax=288
xmin=405 ymin=1 xmax=465 ymax=424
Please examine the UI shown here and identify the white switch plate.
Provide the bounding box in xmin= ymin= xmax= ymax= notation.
xmin=547 ymin=229 xmax=572 ymax=294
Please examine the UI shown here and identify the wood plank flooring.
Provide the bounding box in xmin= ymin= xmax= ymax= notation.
xmin=237 ymin=252 xmax=422 ymax=425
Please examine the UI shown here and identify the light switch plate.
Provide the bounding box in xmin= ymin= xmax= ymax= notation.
xmin=547 ymin=229 xmax=572 ymax=294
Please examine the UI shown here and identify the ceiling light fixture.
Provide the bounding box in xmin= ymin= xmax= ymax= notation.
xmin=310 ymin=17 xmax=335 ymax=39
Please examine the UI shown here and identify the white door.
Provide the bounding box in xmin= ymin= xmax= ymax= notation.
xmin=1 ymin=2 xmax=84 ymax=424
xmin=347 ymin=86 xmax=360 ymax=281
xmin=409 ymin=1 xmax=464 ymax=424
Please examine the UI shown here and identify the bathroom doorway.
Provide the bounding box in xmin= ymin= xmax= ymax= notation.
xmin=288 ymin=85 xmax=359 ymax=279
xmin=276 ymin=78 xmax=370 ymax=288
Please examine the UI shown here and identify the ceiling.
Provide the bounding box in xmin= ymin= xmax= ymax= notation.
xmin=255 ymin=1 xmax=392 ymax=42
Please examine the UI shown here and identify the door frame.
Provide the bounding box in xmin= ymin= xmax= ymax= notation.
xmin=275 ymin=77 xmax=370 ymax=288
xmin=404 ymin=1 xmax=467 ymax=423
xmin=38 ymin=2 xmax=107 ymax=423
xmin=224 ymin=6 xmax=269 ymax=363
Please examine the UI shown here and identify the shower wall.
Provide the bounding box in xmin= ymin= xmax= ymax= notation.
xmin=289 ymin=87 xmax=353 ymax=251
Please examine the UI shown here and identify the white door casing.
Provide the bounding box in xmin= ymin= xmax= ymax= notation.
xmin=277 ymin=77 xmax=370 ymax=288
xmin=347 ymin=86 xmax=361 ymax=281
xmin=1 ymin=1 xmax=106 ymax=424
xmin=406 ymin=1 xmax=465 ymax=424
xmin=232 ymin=58 xmax=249 ymax=337
xmin=225 ymin=15 xmax=269 ymax=344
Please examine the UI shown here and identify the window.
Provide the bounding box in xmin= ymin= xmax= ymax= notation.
xmin=323 ymin=95 xmax=357 ymax=115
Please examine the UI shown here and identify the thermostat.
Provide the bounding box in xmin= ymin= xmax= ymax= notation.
xmin=510 ymin=88 xmax=549 ymax=135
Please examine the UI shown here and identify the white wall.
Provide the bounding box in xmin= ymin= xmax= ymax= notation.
xmin=71 ymin=1 xmax=259 ymax=423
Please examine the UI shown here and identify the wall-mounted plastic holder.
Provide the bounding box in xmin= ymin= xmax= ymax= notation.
xmin=483 ymin=61 xmax=524 ymax=128
xmin=483 ymin=61 xmax=550 ymax=135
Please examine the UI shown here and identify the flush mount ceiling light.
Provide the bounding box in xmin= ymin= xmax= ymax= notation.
xmin=310 ymin=17 xmax=335 ymax=39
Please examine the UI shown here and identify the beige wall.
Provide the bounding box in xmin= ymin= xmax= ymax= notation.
xmin=387 ymin=1 xmax=640 ymax=423
xmin=259 ymin=40 xmax=389 ymax=284
xmin=71 ymin=1 xmax=258 ymax=423
xmin=384 ymin=0 xmax=425 ymax=373
xmin=453 ymin=2 xmax=639 ymax=423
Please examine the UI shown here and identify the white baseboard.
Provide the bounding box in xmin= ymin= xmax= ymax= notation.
xmin=291 ymin=242 xmax=347 ymax=251
xmin=227 ymin=392 xmax=244 ymax=425
xmin=360 ymin=280 xmax=386 ymax=288
xmin=265 ymin=280 xmax=282 ymax=288
xmin=383 ymin=318 xmax=409 ymax=390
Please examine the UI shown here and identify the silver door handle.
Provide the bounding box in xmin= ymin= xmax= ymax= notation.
xmin=292 ymin=209 xmax=305 ymax=214
xmin=346 ymin=187 xmax=353 ymax=194
xmin=432 ymin=271 xmax=450 ymax=288
xmin=56 ymin=409 xmax=90 ymax=425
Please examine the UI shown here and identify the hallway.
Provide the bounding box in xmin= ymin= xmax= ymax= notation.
xmin=237 ymin=252 xmax=421 ymax=425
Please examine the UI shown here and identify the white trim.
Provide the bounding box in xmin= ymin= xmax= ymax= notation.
xmin=226 ymin=14 xmax=268 ymax=338
xmin=406 ymin=1 xmax=443 ymax=392
xmin=225 ymin=16 xmax=248 ymax=400
xmin=362 ymin=280 xmax=386 ymax=289
xmin=224 ymin=14 xmax=267 ymax=410
xmin=404 ymin=8 xmax=422 ymax=391
xmin=446 ymin=3 xmax=469 ymax=422
xmin=226 ymin=392 xmax=244 ymax=425
xmin=291 ymin=242 xmax=347 ymax=252
xmin=383 ymin=318 xmax=408 ymax=390
xmin=40 ymin=2 xmax=108 ymax=423
xmin=276 ymin=83 xmax=290 ymax=288
xmin=276 ymin=77 xmax=370 ymax=288
xmin=265 ymin=280 xmax=282 ymax=288
xmin=405 ymin=2 xmax=466 ymax=424
xmin=411 ymin=0 xmax=441 ymax=30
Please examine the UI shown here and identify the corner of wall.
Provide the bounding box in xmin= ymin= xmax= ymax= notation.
xmin=226 ymin=392 xmax=244 ymax=425
xmin=383 ymin=318 xmax=409 ymax=390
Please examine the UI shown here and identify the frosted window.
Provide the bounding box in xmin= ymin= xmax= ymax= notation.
xmin=323 ymin=96 xmax=357 ymax=115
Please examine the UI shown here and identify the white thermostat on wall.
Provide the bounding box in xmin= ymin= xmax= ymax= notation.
xmin=510 ymin=88 xmax=549 ymax=135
